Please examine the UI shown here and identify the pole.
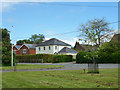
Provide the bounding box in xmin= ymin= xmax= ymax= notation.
xmin=11 ymin=26 xmax=13 ymax=67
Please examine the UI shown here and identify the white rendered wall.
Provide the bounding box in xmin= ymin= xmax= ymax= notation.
xmin=36 ymin=45 xmax=71 ymax=54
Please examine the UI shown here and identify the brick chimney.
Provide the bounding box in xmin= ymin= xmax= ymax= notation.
xmin=66 ymin=47 xmax=67 ymax=53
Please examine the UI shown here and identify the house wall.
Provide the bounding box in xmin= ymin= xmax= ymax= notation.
xmin=36 ymin=45 xmax=71 ymax=54
xmin=19 ymin=45 xmax=29 ymax=55
xmin=13 ymin=47 xmax=20 ymax=55
xmin=19 ymin=45 xmax=36 ymax=55
xmin=58 ymin=53 xmax=77 ymax=59
xmin=29 ymin=49 xmax=36 ymax=55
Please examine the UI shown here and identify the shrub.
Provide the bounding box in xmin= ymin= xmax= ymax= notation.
xmin=76 ymin=51 xmax=89 ymax=63
xmin=16 ymin=54 xmax=73 ymax=63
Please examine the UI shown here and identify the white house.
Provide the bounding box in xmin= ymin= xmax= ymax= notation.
xmin=36 ymin=38 xmax=71 ymax=54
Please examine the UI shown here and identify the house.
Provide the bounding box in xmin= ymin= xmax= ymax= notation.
xmin=74 ymin=41 xmax=98 ymax=51
xmin=13 ymin=43 xmax=37 ymax=55
xmin=58 ymin=47 xmax=78 ymax=59
xmin=13 ymin=45 xmax=21 ymax=55
xmin=74 ymin=41 xmax=85 ymax=51
xmin=36 ymin=38 xmax=71 ymax=54
xmin=110 ymin=34 xmax=120 ymax=42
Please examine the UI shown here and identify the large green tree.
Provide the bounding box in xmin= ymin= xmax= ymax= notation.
xmin=29 ymin=34 xmax=45 ymax=44
xmin=17 ymin=34 xmax=45 ymax=45
xmin=79 ymin=18 xmax=113 ymax=47
xmin=16 ymin=39 xmax=33 ymax=45
xmin=2 ymin=28 xmax=12 ymax=65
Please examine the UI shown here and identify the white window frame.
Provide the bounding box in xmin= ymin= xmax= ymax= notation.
xmin=23 ymin=49 xmax=27 ymax=53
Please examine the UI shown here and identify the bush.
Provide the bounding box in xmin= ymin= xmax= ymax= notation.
xmin=76 ymin=51 xmax=89 ymax=63
xmin=16 ymin=54 xmax=73 ymax=63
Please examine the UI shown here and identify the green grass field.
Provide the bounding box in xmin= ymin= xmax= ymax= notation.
xmin=2 ymin=68 xmax=118 ymax=88
xmin=0 ymin=64 xmax=64 ymax=70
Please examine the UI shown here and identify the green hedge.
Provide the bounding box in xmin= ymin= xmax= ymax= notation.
xmin=76 ymin=51 xmax=89 ymax=63
xmin=76 ymin=51 xmax=120 ymax=64
xmin=16 ymin=54 xmax=73 ymax=63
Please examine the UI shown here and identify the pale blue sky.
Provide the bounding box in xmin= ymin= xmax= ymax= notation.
xmin=1 ymin=2 xmax=118 ymax=46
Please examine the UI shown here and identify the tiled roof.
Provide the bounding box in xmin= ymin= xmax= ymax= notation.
xmin=14 ymin=45 xmax=22 ymax=50
xmin=74 ymin=42 xmax=85 ymax=51
xmin=37 ymin=38 xmax=71 ymax=46
xmin=24 ymin=44 xmax=37 ymax=49
xmin=111 ymin=34 xmax=120 ymax=42
xmin=58 ymin=47 xmax=78 ymax=54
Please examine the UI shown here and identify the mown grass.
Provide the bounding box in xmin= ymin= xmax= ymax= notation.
xmin=0 ymin=64 xmax=64 ymax=70
xmin=2 ymin=68 xmax=118 ymax=88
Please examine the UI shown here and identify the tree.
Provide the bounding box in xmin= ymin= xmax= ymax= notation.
xmin=79 ymin=18 xmax=113 ymax=47
xmin=16 ymin=39 xmax=33 ymax=45
xmin=1 ymin=28 xmax=12 ymax=65
xmin=29 ymin=34 xmax=45 ymax=44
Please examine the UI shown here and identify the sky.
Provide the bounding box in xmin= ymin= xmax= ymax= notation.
xmin=1 ymin=2 xmax=118 ymax=46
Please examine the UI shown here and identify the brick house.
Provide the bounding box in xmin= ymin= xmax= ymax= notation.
xmin=74 ymin=41 xmax=85 ymax=51
xmin=13 ymin=44 xmax=37 ymax=55
xmin=13 ymin=45 xmax=21 ymax=55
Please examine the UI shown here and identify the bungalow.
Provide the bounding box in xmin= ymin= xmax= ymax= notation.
xmin=58 ymin=47 xmax=78 ymax=59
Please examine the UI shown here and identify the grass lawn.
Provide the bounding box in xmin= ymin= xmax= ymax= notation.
xmin=0 ymin=64 xmax=64 ymax=70
xmin=2 ymin=68 xmax=118 ymax=88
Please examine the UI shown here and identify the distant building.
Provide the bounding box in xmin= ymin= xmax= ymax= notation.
xmin=74 ymin=41 xmax=85 ymax=51
xmin=36 ymin=38 xmax=71 ymax=54
xmin=13 ymin=43 xmax=37 ymax=55
xmin=110 ymin=34 xmax=120 ymax=42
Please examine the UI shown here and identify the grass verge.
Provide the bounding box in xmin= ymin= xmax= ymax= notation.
xmin=0 ymin=64 xmax=64 ymax=70
xmin=2 ymin=68 xmax=118 ymax=88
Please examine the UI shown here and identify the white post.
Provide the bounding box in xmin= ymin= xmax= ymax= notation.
xmin=11 ymin=26 xmax=13 ymax=67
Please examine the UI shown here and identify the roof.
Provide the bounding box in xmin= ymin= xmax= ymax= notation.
xmin=23 ymin=44 xmax=37 ymax=49
xmin=74 ymin=42 xmax=85 ymax=51
xmin=58 ymin=47 xmax=78 ymax=54
xmin=110 ymin=34 xmax=120 ymax=42
xmin=37 ymin=38 xmax=71 ymax=46
xmin=14 ymin=45 xmax=22 ymax=50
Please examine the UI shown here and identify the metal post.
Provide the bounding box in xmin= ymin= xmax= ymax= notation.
xmin=11 ymin=26 xmax=13 ymax=67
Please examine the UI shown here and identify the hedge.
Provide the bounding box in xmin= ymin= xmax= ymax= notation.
xmin=16 ymin=54 xmax=73 ymax=63
xmin=76 ymin=51 xmax=120 ymax=64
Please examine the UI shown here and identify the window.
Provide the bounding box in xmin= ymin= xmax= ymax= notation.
xmin=49 ymin=46 xmax=51 ymax=50
xmin=44 ymin=47 xmax=45 ymax=50
xmin=39 ymin=47 xmax=40 ymax=51
xmin=23 ymin=49 xmax=27 ymax=53
xmin=55 ymin=46 xmax=57 ymax=50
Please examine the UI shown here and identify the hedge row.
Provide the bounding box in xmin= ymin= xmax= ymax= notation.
xmin=16 ymin=54 xmax=73 ymax=63
xmin=76 ymin=51 xmax=120 ymax=64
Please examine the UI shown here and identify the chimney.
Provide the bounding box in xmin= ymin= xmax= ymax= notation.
xmin=66 ymin=47 xmax=67 ymax=53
